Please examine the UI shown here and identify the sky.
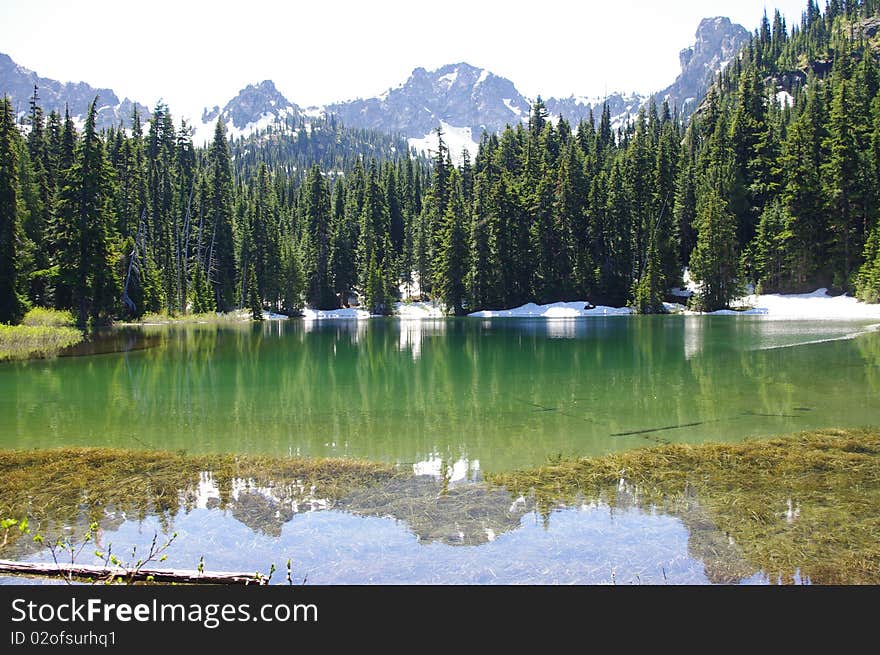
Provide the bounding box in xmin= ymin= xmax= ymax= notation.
xmin=0 ymin=0 xmax=811 ymax=121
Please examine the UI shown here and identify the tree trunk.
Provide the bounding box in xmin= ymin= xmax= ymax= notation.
xmin=0 ymin=559 xmax=267 ymax=585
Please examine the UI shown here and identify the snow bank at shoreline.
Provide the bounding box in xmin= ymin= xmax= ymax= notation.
xmin=703 ymin=289 xmax=880 ymax=320
xmin=469 ymin=302 xmax=633 ymax=319
xmin=283 ymin=289 xmax=880 ymax=321
xmin=397 ymin=302 xmax=445 ymax=320
xmin=302 ymin=307 xmax=371 ymax=321
xmin=469 ymin=289 xmax=880 ymax=321
xmin=300 ymin=302 xmax=443 ymax=321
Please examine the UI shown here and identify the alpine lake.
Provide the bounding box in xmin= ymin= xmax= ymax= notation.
xmin=2 ymin=315 xmax=879 ymax=585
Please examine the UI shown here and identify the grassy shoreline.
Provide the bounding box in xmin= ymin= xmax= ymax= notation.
xmin=0 ymin=308 xmax=84 ymax=361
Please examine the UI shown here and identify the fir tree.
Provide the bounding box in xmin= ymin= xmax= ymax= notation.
xmin=56 ymin=98 xmax=119 ymax=326
xmin=207 ymin=120 xmax=237 ymax=311
xmin=690 ymin=189 xmax=742 ymax=312
xmin=364 ymin=253 xmax=392 ymax=315
xmin=0 ymin=97 xmax=27 ymax=323
xmin=280 ymin=238 xmax=304 ymax=315
xmin=750 ymin=199 xmax=792 ymax=294
xmin=631 ymin=231 xmax=666 ymax=314
xmin=302 ymin=165 xmax=336 ymax=309
xmin=435 ymin=175 xmax=469 ymax=316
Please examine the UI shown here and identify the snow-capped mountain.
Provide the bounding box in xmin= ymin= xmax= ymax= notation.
xmin=0 ymin=16 xmax=750 ymax=155
xmin=0 ymin=53 xmax=149 ymax=130
xmin=323 ymin=63 xmax=529 ymax=157
xmin=321 ymin=62 xmax=649 ymax=158
xmin=318 ymin=16 xmax=749 ymax=156
xmin=192 ymin=80 xmax=301 ymax=147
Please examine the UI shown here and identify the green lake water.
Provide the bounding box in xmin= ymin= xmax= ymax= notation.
xmin=2 ymin=316 xmax=879 ymax=584
xmin=2 ymin=317 xmax=880 ymax=472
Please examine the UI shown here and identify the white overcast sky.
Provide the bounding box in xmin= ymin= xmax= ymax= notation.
xmin=0 ymin=0 xmax=810 ymax=120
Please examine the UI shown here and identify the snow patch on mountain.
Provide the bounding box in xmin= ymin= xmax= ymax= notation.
xmin=191 ymin=80 xmax=301 ymax=146
xmin=408 ymin=121 xmax=478 ymax=163
xmin=503 ymin=98 xmax=522 ymax=117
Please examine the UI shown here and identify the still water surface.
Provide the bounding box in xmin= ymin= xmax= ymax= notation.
xmin=1 ymin=317 xmax=877 ymax=584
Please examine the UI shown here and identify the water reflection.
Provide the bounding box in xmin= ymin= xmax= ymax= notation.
xmin=2 ymin=318 xmax=879 ymax=471
xmin=0 ymin=450 xmax=842 ymax=585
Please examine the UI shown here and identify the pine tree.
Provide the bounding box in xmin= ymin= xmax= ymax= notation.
xmin=357 ymin=162 xmax=390 ymax=287
xmin=190 ymin=261 xmax=216 ymax=314
xmin=631 ymin=231 xmax=666 ymax=314
xmin=467 ymin=176 xmax=495 ymax=311
xmin=207 ymin=120 xmax=237 ymax=311
xmin=24 ymin=86 xmax=53 ymax=305
xmin=560 ymin=143 xmax=592 ymax=298
xmin=246 ymin=266 xmax=263 ymax=321
xmin=782 ymin=84 xmax=828 ymax=290
xmin=279 ymin=237 xmax=304 ymax=315
xmin=823 ymin=78 xmax=868 ymax=289
xmin=690 ymin=189 xmax=742 ymax=312
xmin=302 ymin=164 xmax=336 ymax=309
xmin=329 ymin=179 xmax=356 ymax=303
xmin=0 ymin=97 xmax=27 ymax=323
xmin=598 ymin=162 xmax=633 ymax=306
xmin=435 ymin=175 xmax=469 ymax=316
xmin=750 ymin=199 xmax=792 ymax=294
xmin=364 ymin=253 xmax=392 ymax=315
xmin=856 ymin=219 xmax=880 ymax=302
xmin=56 ymin=98 xmax=119 ymax=326
xmin=530 ymin=169 xmax=562 ymax=302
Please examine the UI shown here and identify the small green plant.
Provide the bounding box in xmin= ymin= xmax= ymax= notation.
xmin=93 ymin=531 xmax=179 ymax=585
xmin=0 ymin=517 xmax=29 ymax=548
xmin=20 ymin=307 xmax=77 ymax=328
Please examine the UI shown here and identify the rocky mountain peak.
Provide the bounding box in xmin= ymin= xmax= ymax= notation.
xmin=663 ymin=17 xmax=750 ymax=113
xmin=0 ymin=52 xmax=148 ymax=130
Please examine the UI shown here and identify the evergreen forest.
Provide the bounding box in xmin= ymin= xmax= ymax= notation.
xmin=3 ymin=0 xmax=880 ymax=327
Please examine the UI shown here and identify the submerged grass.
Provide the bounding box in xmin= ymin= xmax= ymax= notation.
xmin=0 ymin=324 xmax=84 ymax=361
xmin=1 ymin=430 xmax=878 ymax=584
xmin=0 ymin=448 xmax=398 ymax=524
xmin=488 ymin=428 xmax=880 ymax=584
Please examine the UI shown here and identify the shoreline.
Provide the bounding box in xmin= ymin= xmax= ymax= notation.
xmin=111 ymin=288 xmax=880 ymax=325
xmin=301 ymin=288 xmax=880 ymax=322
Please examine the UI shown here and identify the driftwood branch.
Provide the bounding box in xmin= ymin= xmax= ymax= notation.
xmin=0 ymin=559 xmax=268 ymax=585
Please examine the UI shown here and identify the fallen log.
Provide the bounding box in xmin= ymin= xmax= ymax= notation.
xmin=0 ymin=559 xmax=268 ymax=585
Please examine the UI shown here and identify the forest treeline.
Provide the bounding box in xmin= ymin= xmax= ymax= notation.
xmin=2 ymin=0 xmax=880 ymax=327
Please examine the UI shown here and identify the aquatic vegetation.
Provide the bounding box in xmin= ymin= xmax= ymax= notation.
xmin=0 ymin=448 xmax=400 ymax=553
xmin=488 ymin=428 xmax=880 ymax=584
xmin=1 ymin=429 xmax=878 ymax=584
xmin=0 ymin=324 xmax=84 ymax=361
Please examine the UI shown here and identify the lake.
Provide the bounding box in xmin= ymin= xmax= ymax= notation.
xmin=1 ymin=316 xmax=879 ymax=584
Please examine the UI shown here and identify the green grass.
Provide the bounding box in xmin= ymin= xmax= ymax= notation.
xmin=488 ymin=428 xmax=880 ymax=584
xmin=131 ymin=310 xmax=262 ymax=325
xmin=0 ymin=324 xmax=83 ymax=361
xmin=20 ymin=307 xmax=77 ymax=328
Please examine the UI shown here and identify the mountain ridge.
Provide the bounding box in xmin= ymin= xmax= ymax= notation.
xmin=0 ymin=52 xmax=150 ymax=130
xmin=0 ymin=15 xmax=751 ymax=154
